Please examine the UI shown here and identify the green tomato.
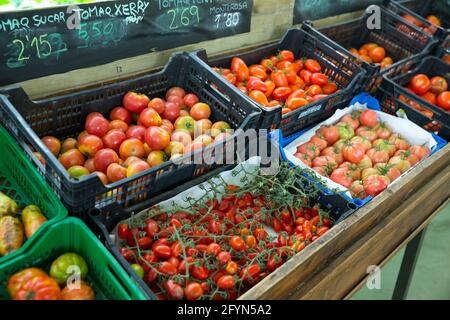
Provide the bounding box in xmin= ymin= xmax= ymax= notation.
xmin=337 ymin=123 xmax=355 ymax=140
xmin=50 ymin=253 xmax=88 ymax=285
xmin=131 ymin=264 xmax=145 ymax=279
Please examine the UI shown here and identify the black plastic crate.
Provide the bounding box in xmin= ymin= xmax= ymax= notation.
xmin=303 ymin=5 xmax=438 ymax=93
xmin=0 ymin=53 xmax=261 ymax=216
xmin=87 ymin=158 xmax=357 ymax=300
xmin=190 ymin=28 xmax=366 ymax=137
xmin=375 ymin=56 xmax=450 ymax=140
xmin=386 ymin=0 xmax=449 ymax=47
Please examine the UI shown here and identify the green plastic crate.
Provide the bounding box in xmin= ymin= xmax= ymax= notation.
xmin=0 ymin=125 xmax=67 ymax=264
xmin=0 ymin=217 xmax=147 ymax=300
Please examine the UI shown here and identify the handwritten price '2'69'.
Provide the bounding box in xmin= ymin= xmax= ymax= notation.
xmin=214 ymin=12 xmax=240 ymax=29
xmin=6 ymin=33 xmax=68 ymax=69
xmin=166 ymin=6 xmax=200 ymax=30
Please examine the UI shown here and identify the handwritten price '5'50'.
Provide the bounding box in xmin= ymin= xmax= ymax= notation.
xmin=214 ymin=13 xmax=240 ymax=29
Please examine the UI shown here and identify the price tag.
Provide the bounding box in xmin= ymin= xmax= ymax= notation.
xmin=0 ymin=0 xmax=253 ymax=85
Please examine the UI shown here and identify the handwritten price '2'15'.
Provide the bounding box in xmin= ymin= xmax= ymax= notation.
xmin=6 ymin=34 xmax=67 ymax=69
xmin=214 ymin=13 xmax=240 ymax=29
xmin=167 ymin=6 xmax=200 ymax=30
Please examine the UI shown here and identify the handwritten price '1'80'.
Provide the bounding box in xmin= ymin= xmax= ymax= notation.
xmin=6 ymin=33 xmax=68 ymax=69
xmin=167 ymin=6 xmax=200 ymax=30
xmin=214 ymin=12 xmax=240 ymax=29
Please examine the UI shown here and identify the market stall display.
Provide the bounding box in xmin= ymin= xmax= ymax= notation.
xmin=0 ymin=0 xmax=448 ymax=303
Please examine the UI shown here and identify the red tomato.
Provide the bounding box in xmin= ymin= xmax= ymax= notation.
xmin=317 ymin=226 xmax=329 ymax=237
xmin=207 ymin=243 xmax=221 ymax=256
xmin=322 ymin=82 xmax=338 ymax=94
xmin=342 ymin=142 xmax=365 ymax=163
xmin=310 ymin=73 xmax=329 ymax=86
xmin=261 ymin=58 xmax=275 ymax=71
xmin=272 ymin=87 xmax=292 ymax=101
xmin=240 ymin=264 xmax=261 ymax=281
xmin=312 ymin=156 xmax=338 ymax=172
xmin=429 ymin=76 xmax=448 ymax=94
xmin=408 ymin=145 xmax=430 ymax=160
xmin=247 ymin=76 xmax=267 ymax=92
xmin=363 ymin=175 xmax=389 ymax=197
xmin=216 ymin=251 xmax=231 ymax=265
xmin=191 ymin=266 xmax=209 ymax=280
xmin=359 ymin=110 xmax=378 ymax=127
xmin=287 ymin=97 xmax=309 ymax=110
xmin=299 ymin=70 xmax=312 ymax=86
xmin=310 ymin=135 xmax=328 ymax=151
xmin=184 ymin=282 xmax=203 ymax=300
xmin=159 ymin=261 xmax=178 ymax=276
xmin=153 ymin=245 xmax=172 ymax=259
xmin=264 ymin=80 xmax=276 ymax=98
xmin=266 ymin=256 xmax=283 ymax=272
xmin=278 ymin=50 xmax=295 ymax=62
xmin=330 ymin=168 xmax=353 ymax=188
xmin=229 ymin=236 xmax=245 ymax=251
xmin=420 ymin=92 xmax=436 ymax=105
xmin=249 ymin=65 xmax=268 ymax=80
xmin=217 ymin=275 xmax=235 ymax=290
xmin=253 ymin=228 xmax=268 ymax=241
xmin=249 ymin=90 xmax=269 ymax=106
xmin=137 ymin=236 xmax=152 ymax=249
xmin=307 ymin=84 xmax=323 ymax=96
xmin=305 ymin=59 xmax=322 ymax=73
xmin=409 ymin=74 xmax=431 ymax=95
xmin=165 ymin=280 xmax=184 ymax=300
xmin=231 ymin=57 xmax=249 ymax=81
xmin=271 ymin=70 xmax=289 ymax=87
xmin=292 ymin=59 xmax=304 ymax=72
xmin=225 ymin=261 xmax=238 ymax=275
xmin=318 ymin=125 xmax=340 ymax=145
xmin=10 ymin=273 xmax=61 ymax=300
xmin=437 ymin=91 xmax=450 ymax=110
xmin=117 ymin=223 xmax=129 ymax=240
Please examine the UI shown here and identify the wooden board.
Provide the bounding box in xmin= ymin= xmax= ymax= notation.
xmin=239 ymin=143 xmax=450 ymax=300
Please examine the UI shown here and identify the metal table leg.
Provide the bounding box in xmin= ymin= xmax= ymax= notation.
xmin=392 ymin=228 xmax=427 ymax=300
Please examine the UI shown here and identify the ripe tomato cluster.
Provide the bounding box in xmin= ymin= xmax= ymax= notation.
xmin=294 ymin=109 xmax=431 ymax=199
xmin=400 ymin=74 xmax=450 ymax=115
xmin=349 ymin=42 xmax=393 ymax=69
xmin=37 ymin=88 xmax=232 ymax=185
xmin=212 ymin=50 xmax=339 ymax=115
xmin=401 ymin=14 xmax=441 ymax=35
xmin=116 ymin=165 xmax=333 ymax=300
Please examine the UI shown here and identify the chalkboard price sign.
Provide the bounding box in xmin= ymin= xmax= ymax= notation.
xmin=293 ymin=0 xmax=384 ymax=25
xmin=0 ymin=0 xmax=253 ymax=85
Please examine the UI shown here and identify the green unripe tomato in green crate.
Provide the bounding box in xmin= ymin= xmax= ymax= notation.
xmin=50 ymin=253 xmax=88 ymax=285
xmin=130 ymin=264 xmax=145 ymax=279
